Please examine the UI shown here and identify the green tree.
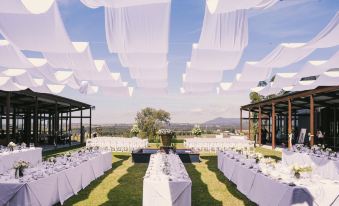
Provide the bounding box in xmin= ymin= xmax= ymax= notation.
xmin=135 ymin=107 xmax=171 ymax=141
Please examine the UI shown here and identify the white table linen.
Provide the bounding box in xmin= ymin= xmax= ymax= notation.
xmin=218 ymin=151 xmax=339 ymax=206
xmin=0 ymin=151 xmax=112 ymax=206
xmin=86 ymin=137 xmax=148 ymax=151
xmin=282 ymin=149 xmax=339 ymax=181
xmin=143 ymin=153 xmax=191 ymax=206
xmin=0 ymin=148 xmax=42 ymax=174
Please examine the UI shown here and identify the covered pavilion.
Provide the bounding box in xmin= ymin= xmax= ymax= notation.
xmin=240 ymin=86 xmax=339 ymax=150
xmin=0 ymin=89 xmax=92 ymax=146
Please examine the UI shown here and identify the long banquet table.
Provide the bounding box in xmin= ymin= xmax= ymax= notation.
xmin=0 ymin=148 xmax=42 ymax=174
xmin=0 ymin=151 xmax=112 ymax=206
xmin=86 ymin=137 xmax=148 ymax=151
xmin=143 ymin=153 xmax=192 ymax=206
xmin=282 ymin=149 xmax=339 ymax=181
xmin=218 ymin=151 xmax=339 ymax=206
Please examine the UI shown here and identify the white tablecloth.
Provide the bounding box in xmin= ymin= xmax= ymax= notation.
xmin=87 ymin=137 xmax=148 ymax=151
xmin=0 ymin=151 xmax=112 ymax=206
xmin=143 ymin=153 xmax=191 ymax=206
xmin=0 ymin=148 xmax=42 ymax=174
xmin=218 ymin=151 xmax=339 ymax=206
xmin=282 ymin=149 xmax=339 ymax=181
xmin=185 ymin=137 xmax=252 ymax=152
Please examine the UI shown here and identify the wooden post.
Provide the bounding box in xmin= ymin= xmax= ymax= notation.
xmin=89 ymin=107 xmax=92 ymax=139
xmin=69 ymin=106 xmax=72 ymax=146
xmin=288 ymin=99 xmax=292 ymax=150
xmin=272 ymin=103 xmax=276 ymax=149
xmin=12 ymin=108 xmax=16 ymax=142
xmin=248 ymin=109 xmax=251 ymax=140
xmin=80 ymin=108 xmax=83 ymax=143
xmin=33 ymin=97 xmax=38 ymax=145
xmin=310 ymin=95 xmax=314 ymax=146
xmin=258 ymin=106 xmax=262 ymax=146
xmin=240 ymin=109 xmax=243 ymax=133
xmin=6 ymin=92 xmax=10 ymax=143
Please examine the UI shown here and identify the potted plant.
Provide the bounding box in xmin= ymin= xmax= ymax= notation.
xmin=130 ymin=125 xmax=140 ymax=137
xmin=191 ymin=126 xmax=202 ymax=137
xmin=8 ymin=142 xmax=16 ymax=152
xmin=157 ymin=129 xmax=174 ymax=147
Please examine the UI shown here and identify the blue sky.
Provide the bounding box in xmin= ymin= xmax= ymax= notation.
xmin=54 ymin=0 xmax=338 ymax=124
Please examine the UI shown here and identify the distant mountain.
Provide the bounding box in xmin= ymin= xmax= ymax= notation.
xmin=204 ymin=117 xmax=247 ymax=128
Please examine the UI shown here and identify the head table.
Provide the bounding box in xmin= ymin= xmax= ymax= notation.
xmin=218 ymin=150 xmax=339 ymax=206
xmin=0 ymin=147 xmax=42 ymax=174
xmin=143 ymin=153 xmax=192 ymax=206
xmin=0 ymin=150 xmax=112 ymax=206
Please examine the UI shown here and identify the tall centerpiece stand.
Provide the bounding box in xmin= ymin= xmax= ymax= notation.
xmin=157 ymin=129 xmax=174 ymax=154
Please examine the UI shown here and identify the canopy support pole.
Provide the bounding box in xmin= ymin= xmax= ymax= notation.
xmin=272 ymin=103 xmax=276 ymax=149
xmin=310 ymin=95 xmax=314 ymax=146
xmin=258 ymin=106 xmax=262 ymax=146
xmin=288 ymin=98 xmax=292 ymax=150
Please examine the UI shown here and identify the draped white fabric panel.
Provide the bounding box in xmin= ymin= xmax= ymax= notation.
xmin=80 ymin=0 xmax=169 ymax=9
xmin=0 ymin=40 xmax=34 ymax=68
xmin=255 ymin=43 xmax=315 ymax=68
xmin=118 ymin=53 xmax=167 ymax=68
xmin=206 ymin=0 xmax=278 ymax=14
xmin=0 ymin=0 xmax=55 ymax=14
xmin=129 ymin=66 xmax=167 ymax=80
xmin=237 ymin=62 xmax=271 ymax=82
xmin=189 ymin=44 xmax=242 ymax=71
xmin=257 ymin=84 xmax=282 ymax=96
xmin=104 ymin=2 xmax=170 ymax=53
xmin=290 ymin=80 xmax=317 ymax=92
xmin=270 ymin=73 xmax=298 ymax=88
xmin=198 ymin=9 xmax=248 ymax=51
xmin=306 ymin=12 xmax=339 ymax=49
xmin=0 ymin=2 xmax=76 ymax=52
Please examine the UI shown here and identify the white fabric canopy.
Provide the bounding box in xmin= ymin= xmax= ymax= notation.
xmin=306 ymin=12 xmax=339 ymax=49
xmin=198 ymin=9 xmax=248 ymax=51
xmin=237 ymin=62 xmax=271 ymax=82
xmin=0 ymin=40 xmax=34 ymax=68
xmin=104 ymin=2 xmax=170 ymax=53
xmin=118 ymin=53 xmax=167 ymax=68
xmin=182 ymin=82 xmax=218 ymax=93
xmin=0 ymin=0 xmax=55 ymax=14
xmin=134 ymin=87 xmax=167 ymax=96
xmin=100 ymin=86 xmax=133 ymax=96
xmin=0 ymin=2 xmax=76 ymax=52
xmin=80 ymin=0 xmax=169 ymax=9
xmin=270 ymin=73 xmax=298 ymax=88
xmin=189 ymin=44 xmax=242 ymax=71
xmin=206 ymin=0 xmax=278 ymax=14
xmin=255 ymin=43 xmax=315 ymax=68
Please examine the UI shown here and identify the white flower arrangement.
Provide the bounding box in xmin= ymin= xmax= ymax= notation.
xmin=8 ymin=142 xmax=16 ymax=148
xmin=130 ymin=124 xmax=140 ymax=136
xmin=191 ymin=126 xmax=202 ymax=136
xmin=48 ymin=157 xmax=57 ymax=164
xmin=21 ymin=142 xmax=26 ymax=147
xmin=157 ymin=129 xmax=174 ymax=136
xmin=13 ymin=160 xmax=30 ymax=170
xmin=291 ymin=164 xmax=312 ymax=178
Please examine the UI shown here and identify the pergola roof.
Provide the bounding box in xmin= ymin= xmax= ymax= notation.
xmin=241 ymin=86 xmax=339 ymax=114
xmin=0 ymin=89 xmax=91 ymax=113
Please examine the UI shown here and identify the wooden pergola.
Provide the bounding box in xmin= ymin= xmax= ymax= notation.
xmin=0 ymin=89 xmax=93 ymax=146
xmin=240 ymin=86 xmax=339 ymax=150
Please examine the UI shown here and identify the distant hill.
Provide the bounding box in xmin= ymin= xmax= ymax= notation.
xmin=204 ymin=117 xmax=247 ymax=128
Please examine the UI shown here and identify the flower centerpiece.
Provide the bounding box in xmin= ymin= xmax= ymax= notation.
xmin=130 ymin=124 xmax=140 ymax=137
xmin=191 ymin=126 xmax=202 ymax=137
xmin=48 ymin=157 xmax=57 ymax=164
xmin=157 ymin=129 xmax=174 ymax=147
xmin=325 ymin=148 xmax=333 ymax=156
xmin=291 ymin=165 xmax=312 ymax=179
xmin=253 ymin=153 xmax=264 ymax=164
xmin=8 ymin=142 xmax=16 ymax=151
xmin=21 ymin=142 xmax=26 ymax=148
xmin=13 ymin=160 xmax=30 ymax=178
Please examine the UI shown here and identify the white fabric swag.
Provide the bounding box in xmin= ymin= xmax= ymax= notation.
xmin=206 ymin=0 xmax=278 ymax=14
xmin=0 ymin=0 xmax=55 ymax=14
xmin=198 ymin=9 xmax=248 ymax=51
xmin=189 ymin=44 xmax=243 ymax=71
xmin=0 ymin=1 xmax=76 ymax=52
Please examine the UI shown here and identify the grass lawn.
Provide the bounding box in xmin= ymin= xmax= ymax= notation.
xmin=47 ymin=146 xmax=281 ymax=206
